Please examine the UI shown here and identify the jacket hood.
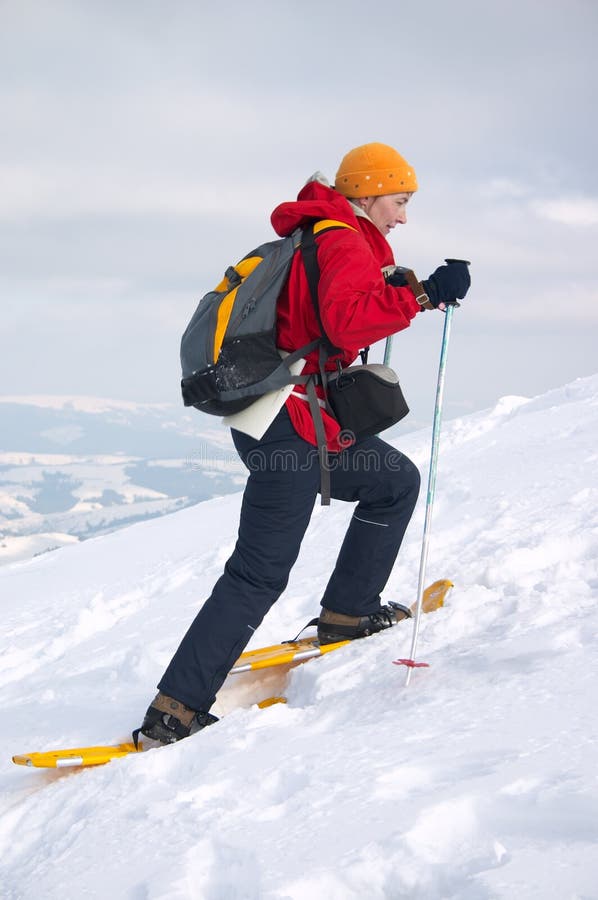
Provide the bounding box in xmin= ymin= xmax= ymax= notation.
xmin=270 ymin=179 xmax=360 ymax=237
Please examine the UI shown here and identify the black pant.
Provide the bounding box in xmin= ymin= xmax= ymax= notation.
xmin=158 ymin=410 xmax=420 ymax=711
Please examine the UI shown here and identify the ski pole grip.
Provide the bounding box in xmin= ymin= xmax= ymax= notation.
xmin=441 ymin=259 xmax=470 ymax=308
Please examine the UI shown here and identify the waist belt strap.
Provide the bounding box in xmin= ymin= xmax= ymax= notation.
xmin=305 ymin=375 xmax=331 ymax=506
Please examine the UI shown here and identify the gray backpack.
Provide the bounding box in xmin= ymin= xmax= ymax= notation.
xmin=180 ymin=219 xmax=354 ymax=416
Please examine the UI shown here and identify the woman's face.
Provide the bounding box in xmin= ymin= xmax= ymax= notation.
xmin=359 ymin=192 xmax=411 ymax=236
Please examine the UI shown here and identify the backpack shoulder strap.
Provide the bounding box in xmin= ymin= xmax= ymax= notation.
xmin=312 ymin=218 xmax=357 ymax=237
xmin=300 ymin=220 xmax=355 ymax=349
xmin=298 ymin=220 xmax=356 ymax=506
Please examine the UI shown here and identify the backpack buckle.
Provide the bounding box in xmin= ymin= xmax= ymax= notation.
xmin=225 ymin=266 xmax=242 ymax=288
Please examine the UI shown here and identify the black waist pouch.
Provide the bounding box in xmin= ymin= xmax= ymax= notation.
xmin=327 ymin=364 xmax=409 ymax=441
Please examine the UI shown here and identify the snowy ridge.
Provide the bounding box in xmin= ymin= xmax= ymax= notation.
xmin=0 ymin=396 xmax=244 ymax=565
xmin=1 ymin=375 xmax=598 ymax=899
xmin=0 ymin=395 xmax=171 ymax=413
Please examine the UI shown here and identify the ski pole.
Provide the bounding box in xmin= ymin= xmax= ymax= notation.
xmin=404 ymin=294 xmax=458 ymax=686
xmin=383 ymin=335 xmax=393 ymax=367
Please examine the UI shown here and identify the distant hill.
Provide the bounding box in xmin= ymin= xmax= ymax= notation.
xmin=0 ymin=395 xmax=245 ymax=564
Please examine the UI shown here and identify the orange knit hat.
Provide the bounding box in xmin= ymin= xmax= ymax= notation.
xmin=335 ymin=142 xmax=418 ymax=198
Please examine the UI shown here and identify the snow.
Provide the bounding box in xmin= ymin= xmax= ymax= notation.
xmin=0 ymin=532 xmax=80 ymax=566
xmin=1 ymin=374 xmax=598 ymax=899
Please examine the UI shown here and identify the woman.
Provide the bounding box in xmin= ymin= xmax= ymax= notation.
xmin=137 ymin=142 xmax=471 ymax=745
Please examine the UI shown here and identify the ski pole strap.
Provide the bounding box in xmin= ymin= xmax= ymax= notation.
xmin=402 ymin=268 xmax=434 ymax=310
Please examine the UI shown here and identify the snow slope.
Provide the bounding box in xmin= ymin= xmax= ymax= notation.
xmin=1 ymin=375 xmax=597 ymax=899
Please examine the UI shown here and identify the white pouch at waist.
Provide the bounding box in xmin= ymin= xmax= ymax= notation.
xmin=221 ymin=356 xmax=305 ymax=440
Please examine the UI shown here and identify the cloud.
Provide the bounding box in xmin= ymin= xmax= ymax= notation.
xmin=479 ymin=178 xmax=530 ymax=200
xmin=0 ymin=162 xmax=285 ymax=221
xmin=479 ymin=180 xmax=598 ymax=228
xmin=532 ymin=197 xmax=598 ymax=227
xmin=1 ymin=0 xmax=596 ymax=418
xmin=471 ymin=284 xmax=598 ymax=324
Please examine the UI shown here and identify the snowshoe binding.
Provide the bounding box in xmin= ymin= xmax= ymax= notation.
xmin=318 ymin=601 xmax=412 ymax=645
xmin=133 ymin=692 xmax=218 ymax=748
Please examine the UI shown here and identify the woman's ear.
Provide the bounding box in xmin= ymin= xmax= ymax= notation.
xmin=354 ymin=196 xmax=375 ymax=212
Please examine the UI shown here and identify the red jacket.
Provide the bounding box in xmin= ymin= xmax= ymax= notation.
xmin=271 ymin=180 xmax=421 ymax=451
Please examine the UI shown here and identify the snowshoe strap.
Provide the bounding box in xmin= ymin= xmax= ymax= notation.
xmin=283 ymin=603 xmax=412 ymax=647
xmin=388 ymin=601 xmax=413 ymax=619
xmin=284 ymin=617 xmax=320 ymax=643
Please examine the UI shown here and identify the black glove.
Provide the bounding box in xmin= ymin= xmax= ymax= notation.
xmin=423 ymin=260 xmax=471 ymax=308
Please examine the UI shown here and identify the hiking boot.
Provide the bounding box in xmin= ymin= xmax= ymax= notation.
xmin=317 ymin=601 xmax=412 ymax=646
xmin=134 ymin=692 xmax=218 ymax=747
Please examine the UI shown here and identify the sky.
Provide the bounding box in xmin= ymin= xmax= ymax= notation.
xmin=1 ymin=0 xmax=597 ymax=428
